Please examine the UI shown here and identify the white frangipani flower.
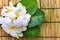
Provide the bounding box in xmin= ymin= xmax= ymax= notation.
xmin=1 ymin=2 xmax=17 ymax=18
xmin=1 ymin=6 xmax=17 ymax=18
xmin=1 ymin=17 xmax=27 ymax=38
xmin=0 ymin=2 xmax=31 ymax=38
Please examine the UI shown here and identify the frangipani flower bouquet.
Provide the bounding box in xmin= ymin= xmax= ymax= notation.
xmin=0 ymin=0 xmax=45 ymax=39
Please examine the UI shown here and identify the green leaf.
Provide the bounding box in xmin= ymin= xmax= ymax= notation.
xmin=23 ymin=26 xmax=40 ymax=37
xmin=28 ymin=9 xmax=45 ymax=28
xmin=21 ymin=0 xmax=38 ymax=15
xmin=14 ymin=0 xmax=38 ymax=16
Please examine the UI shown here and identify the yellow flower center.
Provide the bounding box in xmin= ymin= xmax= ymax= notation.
xmin=10 ymin=18 xmax=16 ymax=21
xmin=10 ymin=26 xmax=16 ymax=30
xmin=7 ymin=9 xmax=13 ymax=12
xmin=16 ymin=11 xmax=21 ymax=18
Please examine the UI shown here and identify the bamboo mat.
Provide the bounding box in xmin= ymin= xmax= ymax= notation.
xmin=0 ymin=0 xmax=60 ymax=40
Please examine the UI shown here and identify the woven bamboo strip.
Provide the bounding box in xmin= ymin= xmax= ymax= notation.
xmin=0 ymin=0 xmax=2 ymax=8
xmin=41 ymin=0 xmax=60 ymax=8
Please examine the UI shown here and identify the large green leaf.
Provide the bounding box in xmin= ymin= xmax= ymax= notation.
xmin=28 ymin=9 xmax=45 ymax=28
xmin=23 ymin=26 xmax=40 ymax=37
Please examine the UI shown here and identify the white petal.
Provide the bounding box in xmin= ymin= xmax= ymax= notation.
xmin=4 ymin=7 xmax=17 ymax=12
xmin=1 ymin=24 xmax=8 ymax=28
xmin=6 ymin=12 xmax=16 ymax=18
xmin=17 ymin=3 xmax=26 ymax=15
xmin=13 ymin=18 xmax=23 ymax=27
xmin=10 ymin=7 xmax=17 ymax=11
xmin=17 ymin=3 xmax=22 ymax=9
xmin=20 ymin=6 xmax=26 ymax=15
xmin=17 ymin=15 xmax=26 ymax=19
xmin=9 ymin=2 xmax=13 ymax=7
xmin=3 ymin=17 xmax=12 ymax=26
xmin=26 ymin=14 xmax=31 ymax=22
xmin=16 ymin=28 xmax=22 ymax=33
xmin=0 ymin=17 xmax=4 ymax=24
xmin=21 ymin=26 xmax=27 ymax=31
xmin=1 ymin=24 xmax=11 ymax=34
xmin=19 ymin=33 xmax=23 ymax=37
xmin=3 ymin=28 xmax=11 ymax=34
xmin=1 ymin=8 xmax=7 ymax=15
xmin=22 ymin=20 xmax=28 ymax=27
xmin=10 ymin=31 xmax=17 ymax=37
xmin=13 ymin=20 xmax=22 ymax=27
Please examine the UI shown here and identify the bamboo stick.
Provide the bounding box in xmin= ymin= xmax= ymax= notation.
xmin=37 ymin=0 xmax=40 ymax=9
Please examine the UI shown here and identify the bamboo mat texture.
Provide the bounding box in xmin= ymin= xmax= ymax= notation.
xmin=0 ymin=0 xmax=60 ymax=40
